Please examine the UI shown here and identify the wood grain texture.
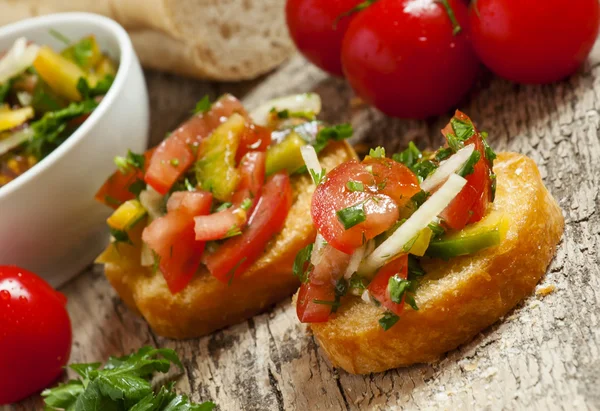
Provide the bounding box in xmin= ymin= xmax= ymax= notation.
xmin=5 ymin=42 xmax=600 ymax=410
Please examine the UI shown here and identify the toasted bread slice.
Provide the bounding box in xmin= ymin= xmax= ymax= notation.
xmin=308 ymin=152 xmax=564 ymax=374
xmin=97 ymin=141 xmax=355 ymax=339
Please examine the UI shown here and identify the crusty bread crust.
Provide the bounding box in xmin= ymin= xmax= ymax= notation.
xmin=0 ymin=0 xmax=294 ymax=81
xmin=98 ymin=142 xmax=355 ymax=339
xmin=308 ymin=152 xmax=564 ymax=374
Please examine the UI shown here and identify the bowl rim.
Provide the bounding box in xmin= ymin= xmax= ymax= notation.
xmin=0 ymin=12 xmax=135 ymax=200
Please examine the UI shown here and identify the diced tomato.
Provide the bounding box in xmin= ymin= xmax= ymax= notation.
xmin=236 ymin=123 xmax=272 ymax=162
xmin=439 ymin=110 xmax=493 ymax=230
xmin=95 ymin=149 xmax=155 ymax=209
xmin=296 ymin=282 xmax=336 ymax=323
xmin=367 ymin=254 xmax=408 ymax=316
xmin=296 ymin=244 xmax=351 ymax=323
xmin=194 ymin=151 xmax=266 ymax=241
xmin=145 ymin=94 xmax=246 ymax=194
xmin=142 ymin=191 xmax=212 ymax=294
xmin=311 ymin=159 xmax=419 ymax=254
xmin=203 ymin=172 xmax=293 ymax=283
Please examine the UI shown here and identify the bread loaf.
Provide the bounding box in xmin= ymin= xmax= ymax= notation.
xmin=0 ymin=0 xmax=295 ymax=81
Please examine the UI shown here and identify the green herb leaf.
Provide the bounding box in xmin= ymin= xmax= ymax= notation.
xmin=240 ymin=198 xmax=253 ymax=211
xmin=412 ymin=160 xmax=437 ymax=181
xmin=388 ymin=275 xmax=412 ymax=304
xmin=405 ymin=294 xmax=419 ymax=311
xmin=336 ymin=202 xmax=366 ymax=230
xmin=70 ymin=362 xmax=101 ymax=379
xmin=215 ymin=202 xmax=233 ymax=213
xmin=481 ymin=132 xmax=497 ymax=163
xmin=457 ymin=150 xmax=481 ymax=177
xmin=71 ymin=37 xmax=95 ymax=68
xmin=76 ymin=75 xmax=114 ymax=99
xmin=293 ymin=243 xmax=313 ymax=283
xmin=110 ymin=228 xmax=132 ymax=245
xmin=224 ymin=225 xmax=242 ymax=238
xmin=313 ymin=123 xmax=353 ymax=152
xmin=407 ymin=255 xmax=426 ymax=280
xmin=435 ymin=147 xmax=453 ymax=162
xmin=411 ymin=190 xmax=430 ymax=208
xmin=378 ymin=311 xmax=400 ymax=331
xmin=0 ymin=78 xmax=14 ymax=104
xmin=349 ymin=273 xmax=368 ymax=291
xmin=129 ymin=179 xmax=146 ymax=197
xmin=193 ymin=95 xmax=212 ymax=114
xmin=114 ymin=150 xmax=145 ymax=174
xmin=446 ymin=133 xmax=463 ymax=152
xmin=345 ymin=181 xmax=364 ymax=192
xmin=42 ymin=380 xmax=85 ymax=410
xmin=369 ymin=146 xmax=386 ymax=158
xmin=427 ymin=222 xmax=445 ymax=238
xmin=451 ymin=117 xmax=475 ymax=142
xmin=309 ymin=168 xmax=327 ymax=186
xmin=392 ymin=142 xmax=422 ymax=168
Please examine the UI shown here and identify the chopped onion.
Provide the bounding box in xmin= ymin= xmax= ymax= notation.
xmin=250 ymin=93 xmax=321 ymax=126
xmin=0 ymin=38 xmax=39 ymax=84
xmin=420 ymin=144 xmax=475 ymax=192
xmin=139 ymin=187 xmax=164 ymax=220
xmin=0 ymin=127 xmax=33 ymax=156
xmin=310 ymin=233 xmax=327 ymax=266
xmin=344 ymin=240 xmax=374 ymax=279
xmin=361 ymin=290 xmax=372 ymax=304
xmin=358 ymin=174 xmax=467 ymax=276
xmin=300 ymin=145 xmax=323 ymax=185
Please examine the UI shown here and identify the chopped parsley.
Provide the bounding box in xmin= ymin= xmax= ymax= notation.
xmin=309 ymin=168 xmax=327 ymax=185
xmin=336 ymin=202 xmax=367 ymax=230
xmin=369 ymin=146 xmax=386 ymax=158
xmin=293 ymin=243 xmax=313 ymax=283
xmin=128 ymin=178 xmax=146 ymax=197
xmin=224 ymin=225 xmax=242 ymax=238
xmin=349 ymin=273 xmax=368 ymax=291
xmin=428 ymin=221 xmax=445 ymax=238
xmin=388 ymin=275 xmax=413 ymax=304
xmin=411 ymin=190 xmax=430 ymax=207
xmin=435 ymin=147 xmax=453 ymax=162
xmin=76 ymin=75 xmax=114 ymax=99
xmin=490 ymin=174 xmax=497 ymax=202
xmin=114 ymin=150 xmax=145 ymax=174
xmin=110 ymin=228 xmax=132 ymax=245
xmin=457 ymin=150 xmax=481 ymax=177
xmin=215 ymin=202 xmax=233 ymax=212
xmin=346 ymin=181 xmax=364 ymax=192
xmin=393 ymin=141 xmax=421 ymax=168
xmin=378 ymin=311 xmax=400 ymax=331
xmin=313 ymin=123 xmax=353 ymax=153
xmin=240 ymin=198 xmax=253 ymax=211
xmin=193 ymin=95 xmax=212 ymax=114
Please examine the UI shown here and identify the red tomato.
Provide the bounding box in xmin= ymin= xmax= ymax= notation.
xmin=312 ymin=159 xmax=419 ymax=254
xmin=0 ymin=266 xmax=72 ymax=405
xmin=367 ymin=254 xmax=408 ymax=316
xmin=236 ymin=124 xmax=271 ymax=162
xmin=145 ymin=95 xmax=246 ymax=195
xmin=469 ymin=0 xmax=600 ymax=84
xmin=204 ymin=172 xmax=293 ymax=283
xmin=95 ymin=149 xmax=155 ymax=209
xmin=286 ymin=0 xmax=365 ymax=76
xmin=439 ymin=111 xmax=493 ymax=230
xmin=195 ymin=151 xmax=266 ymax=241
xmin=341 ymin=0 xmax=480 ymax=119
xmin=142 ymin=191 xmax=212 ymax=293
xmin=296 ymin=244 xmax=351 ymax=323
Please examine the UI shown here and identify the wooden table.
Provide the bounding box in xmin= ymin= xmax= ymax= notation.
xmin=7 ymin=45 xmax=600 ymax=410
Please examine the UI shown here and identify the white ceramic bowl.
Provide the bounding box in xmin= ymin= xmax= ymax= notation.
xmin=0 ymin=13 xmax=149 ymax=287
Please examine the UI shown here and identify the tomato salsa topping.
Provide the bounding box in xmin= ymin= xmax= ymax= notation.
xmin=96 ymin=93 xmax=353 ymax=293
xmin=295 ymin=110 xmax=500 ymax=330
xmin=0 ymin=34 xmax=117 ymax=188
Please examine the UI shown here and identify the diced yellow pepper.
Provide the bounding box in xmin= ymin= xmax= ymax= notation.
xmin=61 ymin=35 xmax=102 ymax=71
xmin=0 ymin=106 xmax=34 ymax=132
xmin=95 ymin=56 xmax=117 ymax=77
xmin=196 ymin=113 xmax=245 ymax=202
xmin=407 ymin=227 xmax=433 ymax=256
xmin=34 ymin=46 xmax=87 ymax=101
xmin=106 ymin=199 xmax=147 ymax=231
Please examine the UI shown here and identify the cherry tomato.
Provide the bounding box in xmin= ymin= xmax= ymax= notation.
xmin=145 ymin=95 xmax=246 ymax=195
xmin=204 ymin=172 xmax=293 ymax=283
xmin=0 ymin=266 xmax=72 ymax=405
xmin=286 ymin=0 xmax=365 ymax=76
xmin=469 ymin=0 xmax=600 ymax=84
xmin=439 ymin=111 xmax=492 ymax=230
xmin=195 ymin=151 xmax=266 ymax=241
xmin=297 ymin=244 xmax=351 ymax=323
xmin=341 ymin=0 xmax=480 ymax=119
xmin=95 ymin=149 xmax=155 ymax=209
xmin=367 ymin=254 xmax=408 ymax=316
xmin=142 ymin=191 xmax=213 ymax=293
xmin=312 ymin=158 xmax=419 ymax=254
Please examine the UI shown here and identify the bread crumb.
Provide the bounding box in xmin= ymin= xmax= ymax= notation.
xmin=462 ymin=361 xmax=478 ymax=372
xmin=536 ymin=284 xmax=556 ymax=298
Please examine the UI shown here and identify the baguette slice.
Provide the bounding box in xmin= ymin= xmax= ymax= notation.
xmin=97 ymin=141 xmax=355 ymax=339
xmin=307 ymin=152 xmax=564 ymax=374
xmin=0 ymin=0 xmax=294 ymax=81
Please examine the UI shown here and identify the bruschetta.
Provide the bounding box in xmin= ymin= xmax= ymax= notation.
xmin=95 ymin=93 xmax=355 ymax=339
xmin=293 ymin=111 xmax=564 ymax=374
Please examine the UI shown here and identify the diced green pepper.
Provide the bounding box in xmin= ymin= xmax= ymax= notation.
xmin=195 ymin=113 xmax=244 ymax=202
xmin=61 ymin=35 xmax=102 ymax=71
xmin=106 ymin=199 xmax=147 ymax=231
xmin=426 ymin=211 xmax=508 ymax=259
xmin=265 ymin=131 xmax=306 ymax=175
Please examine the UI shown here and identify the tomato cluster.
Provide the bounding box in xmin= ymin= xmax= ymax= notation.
xmin=286 ymin=0 xmax=600 ymax=119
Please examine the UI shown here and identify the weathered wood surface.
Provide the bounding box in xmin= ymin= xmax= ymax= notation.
xmin=6 ymin=43 xmax=600 ymax=410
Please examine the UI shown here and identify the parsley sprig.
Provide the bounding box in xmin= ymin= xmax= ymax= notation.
xmin=42 ymin=346 xmax=215 ymax=411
